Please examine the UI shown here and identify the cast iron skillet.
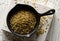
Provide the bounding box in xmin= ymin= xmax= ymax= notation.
xmin=6 ymin=4 xmax=55 ymax=37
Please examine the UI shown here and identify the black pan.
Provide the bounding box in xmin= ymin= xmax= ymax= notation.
xmin=6 ymin=4 xmax=55 ymax=37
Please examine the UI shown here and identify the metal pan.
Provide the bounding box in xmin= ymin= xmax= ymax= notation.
xmin=6 ymin=4 xmax=55 ymax=37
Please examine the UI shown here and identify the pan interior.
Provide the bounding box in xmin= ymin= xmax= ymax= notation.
xmin=7 ymin=4 xmax=40 ymax=37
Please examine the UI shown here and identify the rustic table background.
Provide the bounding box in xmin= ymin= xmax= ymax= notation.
xmin=0 ymin=0 xmax=60 ymax=41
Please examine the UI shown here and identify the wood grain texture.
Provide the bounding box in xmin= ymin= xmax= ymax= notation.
xmin=45 ymin=0 xmax=60 ymax=41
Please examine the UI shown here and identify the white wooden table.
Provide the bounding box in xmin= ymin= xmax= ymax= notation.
xmin=45 ymin=0 xmax=60 ymax=41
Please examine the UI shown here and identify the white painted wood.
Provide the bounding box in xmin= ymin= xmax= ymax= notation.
xmin=45 ymin=0 xmax=60 ymax=41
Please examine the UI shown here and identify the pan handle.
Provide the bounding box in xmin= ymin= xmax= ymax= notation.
xmin=39 ymin=9 xmax=55 ymax=17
